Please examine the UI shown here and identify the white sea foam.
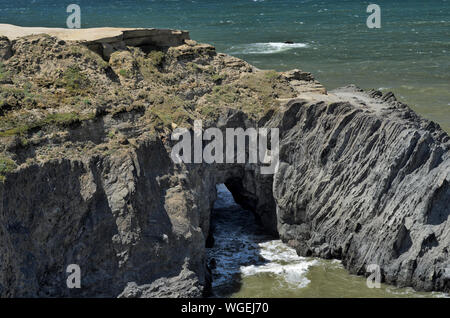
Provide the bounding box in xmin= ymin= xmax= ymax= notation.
xmin=240 ymin=240 xmax=317 ymax=288
xmin=228 ymin=42 xmax=310 ymax=55
xmin=208 ymin=184 xmax=316 ymax=293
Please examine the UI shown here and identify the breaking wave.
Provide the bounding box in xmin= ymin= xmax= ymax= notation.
xmin=228 ymin=42 xmax=310 ymax=55
xmin=240 ymin=240 xmax=317 ymax=288
xmin=207 ymin=184 xmax=315 ymax=295
xmin=207 ymin=184 xmax=448 ymax=298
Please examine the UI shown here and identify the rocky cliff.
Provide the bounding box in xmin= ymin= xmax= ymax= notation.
xmin=270 ymin=86 xmax=449 ymax=292
xmin=0 ymin=25 xmax=448 ymax=297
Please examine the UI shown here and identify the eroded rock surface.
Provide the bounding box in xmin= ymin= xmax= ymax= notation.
xmin=270 ymin=86 xmax=449 ymax=292
xmin=0 ymin=25 xmax=448 ymax=297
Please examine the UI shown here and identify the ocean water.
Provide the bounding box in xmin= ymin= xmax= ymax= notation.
xmin=208 ymin=184 xmax=447 ymax=298
xmin=0 ymin=0 xmax=449 ymax=132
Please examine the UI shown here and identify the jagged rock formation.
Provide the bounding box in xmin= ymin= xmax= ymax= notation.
xmin=0 ymin=25 xmax=448 ymax=297
xmin=118 ymin=265 xmax=204 ymax=298
xmin=84 ymin=29 xmax=190 ymax=60
xmin=269 ymin=86 xmax=449 ymax=292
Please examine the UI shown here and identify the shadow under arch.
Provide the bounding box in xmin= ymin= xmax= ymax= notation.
xmin=206 ymin=183 xmax=276 ymax=297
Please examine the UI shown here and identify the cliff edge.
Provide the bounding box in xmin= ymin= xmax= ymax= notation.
xmin=0 ymin=25 xmax=448 ymax=297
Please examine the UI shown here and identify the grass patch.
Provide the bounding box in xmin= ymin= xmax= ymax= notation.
xmin=59 ymin=66 xmax=90 ymax=93
xmin=198 ymin=104 xmax=223 ymax=121
xmin=148 ymin=50 xmax=165 ymax=68
xmin=136 ymin=50 xmax=166 ymax=82
xmin=118 ymin=69 xmax=130 ymax=78
xmin=201 ymin=70 xmax=295 ymax=120
xmin=0 ymin=156 xmax=16 ymax=182
xmin=187 ymin=62 xmax=203 ymax=73
xmin=111 ymin=101 xmax=146 ymax=118
xmin=0 ymin=85 xmax=39 ymax=114
xmin=70 ymin=45 xmax=109 ymax=69
xmin=264 ymin=70 xmax=280 ymax=80
xmin=0 ymin=62 xmax=11 ymax=83
xmin=42 ymin=112 xmax=81 ymax=126
xmin=211 ymin=73 xmax=226 ymax=83
xmin=207 ymin=85 xmax=239 ymax=104
xmin=146 ymin=94 xmax=193 ymax=129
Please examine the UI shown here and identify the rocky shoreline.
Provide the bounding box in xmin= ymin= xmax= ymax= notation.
xmin=0 ymin=25 xmax=448 ymax=297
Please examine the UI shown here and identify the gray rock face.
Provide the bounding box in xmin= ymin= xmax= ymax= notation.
xmin=269 ymin=86 xmax=449 ymax=292
xmin=0 ymin=110 xmax=269 ymax=297
xmin=0 ymin=36 xmax=12 ymax=60
xmin=85 ymin=28 xmax=190 ymax=60
xmin=0 ymin=138 xmax=208 ymax=297
xmin=0 ymin=29 xmax=448 ymax=296
xmin=2 ymin=86 xmax=447 ymax=297
xmin=118 ymin=264 xmax=204 ymax=298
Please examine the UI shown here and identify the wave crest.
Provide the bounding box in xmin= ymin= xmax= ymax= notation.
xmin=228 ymin=42 xmax=310 ymax=55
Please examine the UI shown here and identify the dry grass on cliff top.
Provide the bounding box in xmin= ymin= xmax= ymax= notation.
xmin=0 ymin=34 xmax=294 ymax=179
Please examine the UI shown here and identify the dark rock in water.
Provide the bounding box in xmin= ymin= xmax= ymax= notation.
xmin=284 ymin=40 xmax=294 ymax=44
xmin=209 ymin=258 xmax=217 ymax=269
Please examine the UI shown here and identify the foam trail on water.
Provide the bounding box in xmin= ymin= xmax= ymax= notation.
xmin=207 ymin=184 xmax=315 ymax=296
xmin=241 ymin=240 xmax=317 ymax=288
xmin=228 ymin=42 xmax=310 ymax=55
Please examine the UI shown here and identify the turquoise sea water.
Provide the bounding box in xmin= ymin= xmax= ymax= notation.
xmin=1 ymin=0 xmax=449 ymax=131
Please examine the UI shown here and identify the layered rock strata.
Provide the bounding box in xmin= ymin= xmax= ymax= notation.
xmin=0 ymin=25 xmax=448 ymax=297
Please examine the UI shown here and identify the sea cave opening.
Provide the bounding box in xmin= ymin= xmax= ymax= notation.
xmin=205 ymin=183 xmax=277 ymax=297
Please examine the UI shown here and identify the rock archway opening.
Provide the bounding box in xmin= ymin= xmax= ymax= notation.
xmin=205 ymin=183 xmax=277 ymax=297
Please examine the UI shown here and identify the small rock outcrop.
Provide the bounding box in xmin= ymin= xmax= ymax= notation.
xmin=118 ymin=264 xmax=204 ymax=298
xmin=85 ymin=28 xmax=190 ymax=60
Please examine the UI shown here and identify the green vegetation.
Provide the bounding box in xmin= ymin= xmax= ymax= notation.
xmin=201 ymin=70 xmax=294 ymax=120
xmin=70 ymin=45 xmax=109 ymax=69
xmin=136 ymin=50 xmax=166 ymax=82
xmin=148 ymin=50 xmax=165 ymax=68
xmin=111 ymin=101 xmax=146 ymax=118
xmin=43 ymin=112 xmax=81 ymax=126
xmin=207 ymin=85 xmax=238 ymax=104
xmin=146 ymin=94 xmax=193 ymax=129
xmin=198 ymin=104 xmax=222 ymax=120
xmin=22 ymin=82 xmax=39 ymax=108
xmin=0 ymin=87 xmax=20 ymax=114
xmin=187 ymin=62 xmax=203 ymax=73
xmin=0 ymin=62 xmax=11 ymax=83
xmin=118 ymin=69 xmax=130 ymax=78
xmin=264 ymin=70 xmax=279 ymax=80
xmin=107 ymin=130 xmax=116 ymax=139
xmin=0 ymin=156 xmax=16 ymax=182
xmin=59 ymin=66 xmax=90 ymax=93
xmin=211 ymin=73 xmax=226 ymax=83
xmin=0 ymin=36 xmax=295 ymax=164
xmin=0 ymin=85 xmax=41 ymax=114
xmin=0 ymin=112 xmax=94 ymax=137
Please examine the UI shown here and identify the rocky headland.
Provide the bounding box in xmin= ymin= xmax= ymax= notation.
xmin=0 ymin=24 xmax=448 ymax=297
